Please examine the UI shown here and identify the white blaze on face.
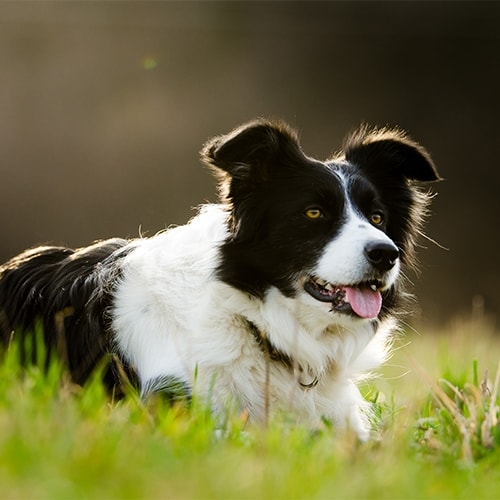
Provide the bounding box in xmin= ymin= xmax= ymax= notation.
xmin=315 ymin=207 xmax=400 ymax=288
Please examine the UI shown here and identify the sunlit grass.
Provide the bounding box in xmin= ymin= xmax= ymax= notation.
xmin=0 ymin=316 xmax=499 ymax=499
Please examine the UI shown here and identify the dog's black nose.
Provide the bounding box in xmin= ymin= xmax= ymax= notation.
xmin=364 ymin=241 xmax=400 ymax=272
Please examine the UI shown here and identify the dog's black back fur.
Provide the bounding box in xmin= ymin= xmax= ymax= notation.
xmin=0 ymin=238 xmax=130 ymax=387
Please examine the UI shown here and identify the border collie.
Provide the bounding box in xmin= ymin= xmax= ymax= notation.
xmin=0 ymin=119 xmax=439 ymax=439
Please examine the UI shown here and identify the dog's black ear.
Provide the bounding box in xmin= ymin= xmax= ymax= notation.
xmin=343 ymin=126 xmax=441 ymax=182
xmin=201 ymin=119 xmax=303 ymax=182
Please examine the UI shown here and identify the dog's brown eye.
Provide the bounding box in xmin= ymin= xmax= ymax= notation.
xmin=370 ymin=212 xmax=384 ymax=225
xmin=305 ymin=208 xmax=323 ymax=219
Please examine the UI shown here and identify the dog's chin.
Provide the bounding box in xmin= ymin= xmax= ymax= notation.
xmin=303 ymin=275 xmax=385 ymax=320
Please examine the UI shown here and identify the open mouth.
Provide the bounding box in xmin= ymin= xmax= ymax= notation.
xmin=304 ymin=276 xmax=384 ymax=319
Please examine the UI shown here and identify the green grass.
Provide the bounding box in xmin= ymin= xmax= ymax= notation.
xmin=1 ymin=317 xmax=499 ymax=499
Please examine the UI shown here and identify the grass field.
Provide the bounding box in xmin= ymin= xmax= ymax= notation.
xmin=0 ymin=315 xmax=499 ymax=499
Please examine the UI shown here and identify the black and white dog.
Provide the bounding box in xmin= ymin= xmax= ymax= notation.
xmin=0 ymin=119 xmax=439 ymax=439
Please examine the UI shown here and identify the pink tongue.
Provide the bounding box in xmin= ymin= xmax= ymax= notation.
xmin=344 ymin=287 xmax=382 ymax=319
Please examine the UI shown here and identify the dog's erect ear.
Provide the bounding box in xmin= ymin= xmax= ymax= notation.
xmin=201 ymin=119 xmax=304 ymax=182
xmin=343 ymin=126 xmax=441 ymax=182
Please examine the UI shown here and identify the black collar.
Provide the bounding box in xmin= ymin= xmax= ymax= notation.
xmin=246 ymin=320 xmax=318 ymax=390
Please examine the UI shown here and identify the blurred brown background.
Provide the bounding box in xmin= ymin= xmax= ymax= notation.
xmin=0 ymin=1 xmax=498 ymax=327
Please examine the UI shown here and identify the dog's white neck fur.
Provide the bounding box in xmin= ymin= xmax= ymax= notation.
xmin=111 ymin=203 xmax=394 ymax=439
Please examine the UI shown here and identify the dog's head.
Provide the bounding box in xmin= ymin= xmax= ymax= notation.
xmin=202 ymin=119 xmax=440 ymax=321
